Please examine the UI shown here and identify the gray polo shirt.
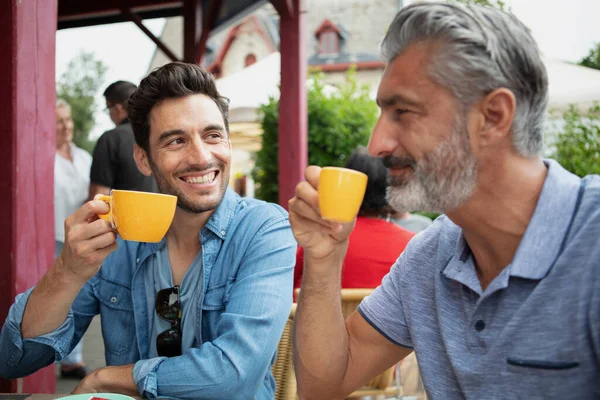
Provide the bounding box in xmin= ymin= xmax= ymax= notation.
xmin=359 ymin=159 xmax=600 ymax=399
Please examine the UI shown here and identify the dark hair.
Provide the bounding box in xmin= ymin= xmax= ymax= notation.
xmin=345 ymin=146 xmax=390 ymax=215
xmin=127 ymin=62 xmax=229 ymax=153
xmin=103 ymin=80 xmax=137 ymax=105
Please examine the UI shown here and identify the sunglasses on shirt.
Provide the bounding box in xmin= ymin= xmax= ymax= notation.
xmin=155 ymin=285 xmax=182 ymax=357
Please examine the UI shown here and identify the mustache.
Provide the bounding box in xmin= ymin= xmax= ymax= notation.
xmin=382 ymin=155 xmax=417 ymax=169
xmin=174 ymin=162 xmax=222 ymax=177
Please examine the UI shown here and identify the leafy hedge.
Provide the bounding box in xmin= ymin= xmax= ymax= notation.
xmin=551 ymin=103 xmax=600 ymax=177
xmin=252 ymin=70 xmax=378 ymax=203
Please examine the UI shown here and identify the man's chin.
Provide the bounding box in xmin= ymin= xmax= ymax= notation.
xmin=176 ymin=193 xmax=225 ymax=214
xmin=176 ymin=202 xmax=218 ymax=214
xmin=387 ymin=185 xmax=429 ymax=214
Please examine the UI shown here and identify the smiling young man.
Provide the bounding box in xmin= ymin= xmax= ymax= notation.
xmin=289 ymin=3 xmax=600 ymax=399
xmin=0 ymin=63 xmax=297 ymax=399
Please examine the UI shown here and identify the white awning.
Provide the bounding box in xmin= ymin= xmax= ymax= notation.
xmin=545 ymin=58 xmax=600 ymax=112
xmin=217 ymin=53 xmax=600 ymax=116
xmin=216 ymin=52 xmax=281 ymax=110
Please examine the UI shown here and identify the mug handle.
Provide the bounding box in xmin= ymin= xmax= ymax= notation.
xmin=97 ymin=195 xmax=112 ymax=222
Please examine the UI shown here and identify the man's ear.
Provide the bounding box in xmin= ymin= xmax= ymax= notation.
xmin=477 ymin=88 xmax=516 ymax=149
xmin=134 ymin=143 xmax=153 ymax=176
xmin=114 ymin=103 xmax=125 ymax=115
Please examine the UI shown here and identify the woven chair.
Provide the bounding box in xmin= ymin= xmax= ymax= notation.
xmin=293 ymin=288 xmax=401 ymax=399
xmin=273 ymin=304 xmax=298 ymax=400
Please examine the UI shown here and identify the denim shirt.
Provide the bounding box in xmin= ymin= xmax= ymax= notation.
xmin=0 ymin=188 xmax=296 ymax=399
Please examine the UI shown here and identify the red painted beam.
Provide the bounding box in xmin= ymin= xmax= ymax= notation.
xmin=122 ymin=8 xmax=180 ymax=62
xmin=183 ymin=0 xmax=202 ymax=63
xmin=269 ymin=0 xmax=294 ymax=19
xmin=58 ymin=0 xmax=181 ymax=19
xmin=0 ymin=0 xmax=57 ymax=393
xmin=278 ymin=0 xmax=307 ymax=207
xmin=196 ymin=0 xmax=223 ymax=64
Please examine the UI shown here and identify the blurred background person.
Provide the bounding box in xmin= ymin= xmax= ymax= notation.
xmin=89 ymin=80 xmax=157 ymax=198
xmin=390 ymin=211 xmax=433 ymax=233
xmin=294 ymin=146 xmax=414 ymax=289
xmin=54 ymin=99 xmax=92 ymax=379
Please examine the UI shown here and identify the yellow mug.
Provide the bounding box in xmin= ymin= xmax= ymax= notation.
xmin=98 ymin=190 xmax=177 ymax=243
xmin=318 ymin=167 xmax=368 ymax=223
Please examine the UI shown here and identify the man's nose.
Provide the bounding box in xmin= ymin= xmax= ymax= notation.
xmin=189 ymin=139 xmax=212 ymax=163
xmin=368 ymin=117 xmax=399 ymax=157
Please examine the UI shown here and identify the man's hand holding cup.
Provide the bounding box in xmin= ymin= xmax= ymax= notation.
xmin=288 ymin=165 xmax=368 ymax=266
xmin=56 ymin=198 xmax=118 ymax=283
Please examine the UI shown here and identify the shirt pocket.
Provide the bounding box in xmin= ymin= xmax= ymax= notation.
xmin=506 ymin=356 xmax=580 ymax=380
xmin=507 ymin=358 xmax=579 ymax=370
xmin=93 ymin=275 xmax=135 ymax=355
xmin=202 ymin=277 xmax=235 ymax=311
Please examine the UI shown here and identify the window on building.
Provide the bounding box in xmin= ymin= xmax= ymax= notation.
xmin=244 ymin=53 xmax=257 ymax=67
xmin=319 ymin=31 xmax=338 ymax=55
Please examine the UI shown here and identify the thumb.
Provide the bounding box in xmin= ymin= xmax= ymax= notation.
xmin=304 ymin=165 xmax=321 ymax=191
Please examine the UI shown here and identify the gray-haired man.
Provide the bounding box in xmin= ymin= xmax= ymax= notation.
xmin=289 ymin=3 xmax=600 ymax=399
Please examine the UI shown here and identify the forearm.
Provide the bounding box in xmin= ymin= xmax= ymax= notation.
xmin=293 ymin=247 xmax=350 ymax=399
xmin=21 ymin=257 xmax=86 ymax=338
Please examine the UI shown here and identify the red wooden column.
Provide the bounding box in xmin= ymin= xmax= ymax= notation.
xmin=183 ymin=0 xmax=202 ymax=63
xmin=276 ymin=0 xmax=308 ymax=207
xmin=0 ymin=0 xmax=57 ymax=393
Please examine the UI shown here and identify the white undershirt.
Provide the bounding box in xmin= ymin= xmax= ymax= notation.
xmin=54 ymin=144 xmax=92 ymax=242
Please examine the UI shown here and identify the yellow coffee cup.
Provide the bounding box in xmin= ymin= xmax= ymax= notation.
xmin=98 ymin=190 xmax=177 ymax=243
xmin=318 ymin=167 xmax=368 ymax=223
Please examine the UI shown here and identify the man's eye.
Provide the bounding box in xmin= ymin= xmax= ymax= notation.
xmin=167 ymin=138 xmax=184 ymax=146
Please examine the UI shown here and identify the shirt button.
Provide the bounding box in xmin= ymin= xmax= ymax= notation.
xmin=475 ymin=320 xmax=485 ymax=332
xmin=136 ymin=258 xmax=140 ymax=264
xmin=110 ymin=296 xmax=117 ymax=303
xmin=221 ymin=230 xmax=226 ymax=236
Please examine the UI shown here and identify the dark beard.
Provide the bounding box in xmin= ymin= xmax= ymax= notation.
xmin=148 ymin=158 xmax=228 ymax=214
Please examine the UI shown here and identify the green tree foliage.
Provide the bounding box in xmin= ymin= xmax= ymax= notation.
xmin=579 ymin=43 xmax=600 ymax=71
xmin=56 ymin=52 xmax=108 ymax=153
xmin=551 ymin=104 xmax=600 ymax=177
xmin=252 ymin=71 xmax=378 ymax=203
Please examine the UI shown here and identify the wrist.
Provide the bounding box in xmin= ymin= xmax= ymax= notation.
xmin=51 ymin=254 xmax=87 ymax=287
xmin=302 ymin=241 xmax=348 ymax=283
xmin=95 ymin=365 xmax=138 ymax=395
xmin=304 ymin=240 xmax=348 ymax=267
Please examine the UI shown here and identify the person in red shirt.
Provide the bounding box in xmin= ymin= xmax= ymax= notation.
xmin=294 ymin=147 xmax=415 ymax=289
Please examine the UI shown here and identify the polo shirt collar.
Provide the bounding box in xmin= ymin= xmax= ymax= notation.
xmin=442 ymin=159 xmax=581 ymax=293
xmin=508 ymin=159 xmax=581 ymax=280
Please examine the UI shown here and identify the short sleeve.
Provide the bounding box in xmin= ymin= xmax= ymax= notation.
xmin=90 ymin=132 xmax=115 ymax=187
xmin=358 ymin=243 xmax=415 ymax=349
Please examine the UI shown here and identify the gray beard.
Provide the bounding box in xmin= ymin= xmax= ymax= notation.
xmin=386 ymin=119 xmax=478 ymax=214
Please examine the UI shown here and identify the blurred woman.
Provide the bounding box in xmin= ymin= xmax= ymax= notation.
xmin=294 ymin=146 xmax=415 ymax=289
xmin=54 ymin=99 xmax=92 ymax=379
